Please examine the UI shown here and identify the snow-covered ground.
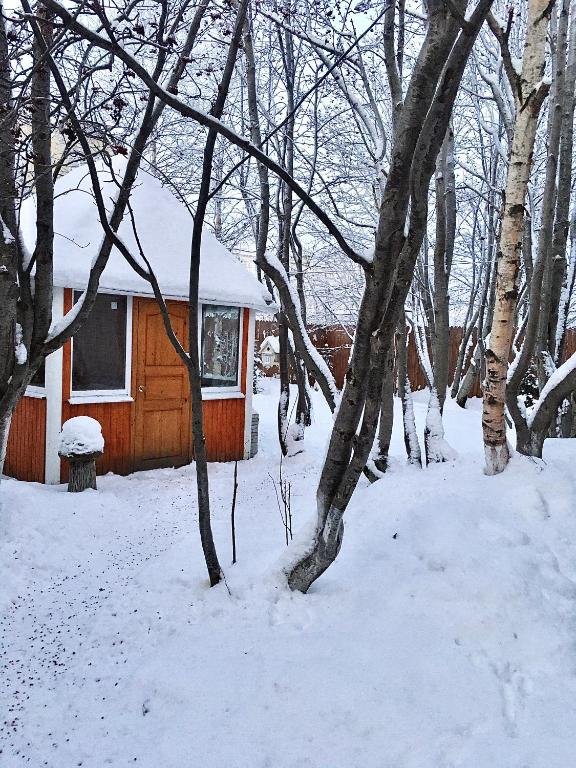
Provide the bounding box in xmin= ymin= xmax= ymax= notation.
xmin=2 ymin=380 xmax=576 ymax=767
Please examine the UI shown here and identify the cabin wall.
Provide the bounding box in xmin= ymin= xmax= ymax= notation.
xmin=4 ymin=396 xmax=46 ymax=483
xmin=6 ymin=295 xmax=252 ymax=484
xmin=59 ymin=293 xmax=250 ymax=481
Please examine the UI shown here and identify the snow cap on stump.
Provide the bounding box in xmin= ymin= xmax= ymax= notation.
xmin=59 ymin=416 xmax=105 ymax=457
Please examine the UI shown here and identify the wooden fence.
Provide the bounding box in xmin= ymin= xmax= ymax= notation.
xmin=255 ymin=321 xmax=576 ymax=397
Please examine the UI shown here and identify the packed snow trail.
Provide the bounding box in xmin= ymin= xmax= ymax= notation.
xmin=3 ymin=383 xmax=576 ymax=767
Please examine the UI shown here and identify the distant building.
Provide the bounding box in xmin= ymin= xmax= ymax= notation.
xmin=259 ymin=336 xmax=280 ymax=369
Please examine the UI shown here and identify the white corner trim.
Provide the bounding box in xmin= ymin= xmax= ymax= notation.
xmin=44 ymin=288 xmax=64 ymax=484
xmin=244 ymin=309 xmax=255 ymax=459
xmin=124 ymin=295 xmax=133 ymax=395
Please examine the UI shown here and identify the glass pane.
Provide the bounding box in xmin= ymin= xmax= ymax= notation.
xmin=201 ymin=305 xmax=240 ymax=388
xmin=30 ymin=360 xmax=45 ymax=387
xmin=72 ymin=292 xmax=127 ymax=391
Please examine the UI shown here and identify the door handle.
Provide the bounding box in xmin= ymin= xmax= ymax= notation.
xmin=138 ymin=385 xmax=145 ymax=392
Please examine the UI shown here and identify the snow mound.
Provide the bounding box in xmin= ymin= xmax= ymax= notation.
xmin=3 ymin=386 xmax=576 ymax=767
xmin=59 ymin=416 xmax=105 ymax=456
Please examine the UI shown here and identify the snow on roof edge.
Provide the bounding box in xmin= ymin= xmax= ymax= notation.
xmin=54 ymin=275 xmax=275 ymax=311
xmin=23 ymin=160 xmax=275 ymax=312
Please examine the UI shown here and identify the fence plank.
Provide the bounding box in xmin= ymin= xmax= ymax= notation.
xmin=255 ymin=320 xmax=576 ymax=399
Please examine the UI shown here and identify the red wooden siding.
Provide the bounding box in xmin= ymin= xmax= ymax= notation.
xmin=4 ymin=396 xmax=46 ymax=483
xmin=203 ymin=398 xmax=246 ymax=461
xmin=7 ymin=294 xmax=250 ymax=483
xmin=60 ymin=293 xmax=248 ymax=480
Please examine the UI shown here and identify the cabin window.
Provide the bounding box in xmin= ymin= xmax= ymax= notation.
xmin=201 ymin=305 xmax=241 ymax=388
xmin=72 ymin=292 xmax=129 ymax=393
xmin=24 ymin=359 xmax=46 ymax=398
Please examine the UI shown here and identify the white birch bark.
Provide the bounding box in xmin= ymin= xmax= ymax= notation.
xmin=482 ymin=0 xmax=552 ymax=474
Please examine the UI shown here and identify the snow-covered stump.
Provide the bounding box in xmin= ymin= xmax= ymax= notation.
xmin=58 ymin=417 xmax=104 ymax=492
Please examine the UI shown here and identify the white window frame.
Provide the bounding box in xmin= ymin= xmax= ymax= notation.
xmin=69 ymin=294 xmax=133 ymax=404
xmin=25 ymin=384 xmax=46 ymax=399
xmin=199 ymin=302 xmax=244 ymax=400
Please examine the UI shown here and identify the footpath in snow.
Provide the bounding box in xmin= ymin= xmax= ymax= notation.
xmin=2 ymin=381 xmax=576 ymax=767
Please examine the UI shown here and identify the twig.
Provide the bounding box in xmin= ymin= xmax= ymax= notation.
xmin=231 ymin=460 xmax=238 ymax=564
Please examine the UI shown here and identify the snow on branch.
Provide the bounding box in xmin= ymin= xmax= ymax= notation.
xmin=527 ymin=352 xmax=576 ymax=429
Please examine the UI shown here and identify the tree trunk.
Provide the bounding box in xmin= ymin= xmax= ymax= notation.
xmin=277 ymin=314 xmax=290 ymax=455
xmin=482 ymin=0 xmax=551 ymax=474
xmin=0 ymin=411 xmax=12 ymax=480
xmin=456 ymin=343 xmax=481 ymax=407
xmin=65 ymin=453 xmax=101 ymax=492
xmin=534 ymin=2 xmax=569 ymax=388
xmin=291 ymin=346 xmax=311 ymax=441
xmin=376 ymin=357 xmax=394 ymax=473
xmin=515 ymin=425 xmax=545 ymax=459
xmin=186 ymin=0 xmax=249 ymax=587
xmin=424 ymin=388 xmax=455 ymax=465
xmin=367 ymin=345 xmax=395 ymax=478
xmin=287 ymin=0 xmax=491 ymax=592
xmin=413 ymin=308 xmax=454 ymax=463
xmin=397 ymin=320 xmax=422 ymax=465
xmin=432 ymin=128 xmax=455 ymax=411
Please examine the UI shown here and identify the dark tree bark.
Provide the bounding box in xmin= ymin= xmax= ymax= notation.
xmin=432 ymin=127 xmax=456 ymax=412
xmin=187 ymin=0 xmax=249 ymax=586
xmin=397 ymin=319 xmax=422 ymax=465
xmin=61 ymin=451 xmax=102 ymax=492
xmin=286 ymin=0 xmax=493 ymax=592
xmin=0 ymin=9 xmax=19 ymax=474
xmin=242 ymin=11 xmax=338 ymax=415
xmin=276 ymin=20 xmax=296 ymax=455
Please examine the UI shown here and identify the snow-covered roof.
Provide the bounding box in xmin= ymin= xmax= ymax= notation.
xmin=260 ymin=335 xmax=280 ymax=353
xmin=21 ymin=160 xmax=273 ymax=311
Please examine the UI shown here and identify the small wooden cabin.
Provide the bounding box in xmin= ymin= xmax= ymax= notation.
xmin=5 ymin=162 xmax=272 ymax=484
xmin=259 ymin=335 xmax=280 ymax=369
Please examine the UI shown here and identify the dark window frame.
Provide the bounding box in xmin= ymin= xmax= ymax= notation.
xmin=70 ymin=292 xmax=131 ymax=396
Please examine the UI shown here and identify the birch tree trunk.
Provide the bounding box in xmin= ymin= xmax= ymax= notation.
xmin=482 ymin=0 xmax=551 ymax=474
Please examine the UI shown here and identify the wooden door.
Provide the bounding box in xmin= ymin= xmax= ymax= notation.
xmin=133 ymin=299 xmax=191 ymax=471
